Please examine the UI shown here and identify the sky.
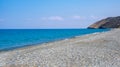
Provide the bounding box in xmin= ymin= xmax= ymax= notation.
xmin=0 ymin=0 xmax=120 ymax=29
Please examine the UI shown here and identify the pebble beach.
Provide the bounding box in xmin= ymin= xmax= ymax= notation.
xmin=0 ymin=29 xmax=120 ymax=67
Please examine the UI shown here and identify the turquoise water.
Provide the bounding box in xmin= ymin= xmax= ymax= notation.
xmin=0 ymin=29 xmax=109 ymax=50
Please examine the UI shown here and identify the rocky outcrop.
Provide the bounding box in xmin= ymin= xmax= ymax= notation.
xmin=88 ymin=16 xmax=120 ymax=29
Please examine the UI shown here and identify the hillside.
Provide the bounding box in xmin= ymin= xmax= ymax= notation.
xmin=88 ymin=16 xmax=120 ymax=29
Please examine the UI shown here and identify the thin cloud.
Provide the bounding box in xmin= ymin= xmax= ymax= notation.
xmin=90 ymin=15 xmax=106 ymax=20
xmin=90 ymin=15 xmax=98 ymax=19
xmin=72 ymin=16 xmax=85 ymax=20
xmin=41 ymin=16 xmax=64 ymax=21
xmin=73 ymin=16 xmax=81 ymax=19
xmin=39 ymin=15 xmax=105 ymax=22
xmin=49 ymin=16 xmax=63 ymax=21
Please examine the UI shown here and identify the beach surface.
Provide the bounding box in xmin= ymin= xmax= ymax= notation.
xmin=0 ymin=29 xmax=120 ymax=67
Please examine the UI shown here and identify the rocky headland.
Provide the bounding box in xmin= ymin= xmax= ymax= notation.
xmin=88 ymin=16 xmax=120 ymax=29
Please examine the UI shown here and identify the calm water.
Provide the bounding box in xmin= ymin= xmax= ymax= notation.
xmin=0 ymin=29 xmax=109 ymax=50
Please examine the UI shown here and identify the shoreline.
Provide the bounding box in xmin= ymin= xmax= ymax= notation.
xmin=0 ymin=29 xmax=120 ymax=67
xmin=0 ymin=29 xmax=109 ymax=52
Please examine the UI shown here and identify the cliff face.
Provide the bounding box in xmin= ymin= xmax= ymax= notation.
xmin=88 ymin=16 xmax=120 ymax=29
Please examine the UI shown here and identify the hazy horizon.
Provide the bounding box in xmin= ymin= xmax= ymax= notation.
xmin=0 ymin=0 xmax=120 ymax=29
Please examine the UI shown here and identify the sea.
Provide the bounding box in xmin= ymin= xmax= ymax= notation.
xmin=0 ymin=29 xmax=110 ymax=50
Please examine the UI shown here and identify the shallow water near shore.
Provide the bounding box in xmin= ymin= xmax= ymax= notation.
xmin=0 ymin=29 xmax=120 ymax=67
xmin=0 ymin=29 xmax=110 ymax=50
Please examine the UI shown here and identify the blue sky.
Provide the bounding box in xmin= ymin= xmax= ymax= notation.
xmin=0 ymin=0 xmax=120 ymax=29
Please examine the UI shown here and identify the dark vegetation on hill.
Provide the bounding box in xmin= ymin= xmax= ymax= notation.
xmin=88 ymin=16 xmax=120 ymax=29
